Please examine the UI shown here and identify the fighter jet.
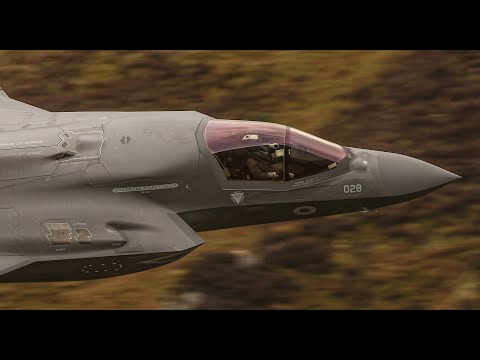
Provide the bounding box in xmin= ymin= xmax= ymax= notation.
xmin=0 ymin=86 xmax=460 ymax=282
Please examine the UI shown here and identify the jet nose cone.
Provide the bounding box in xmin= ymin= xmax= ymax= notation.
xmin=377 ymin=152 xmax=461 ymax=196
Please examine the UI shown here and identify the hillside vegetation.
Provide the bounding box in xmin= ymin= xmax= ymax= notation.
xmin=0 ymin=50 xmax=476 ymax=309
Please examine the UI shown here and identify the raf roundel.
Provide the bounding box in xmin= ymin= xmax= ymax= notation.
xmin=293 ymin=206 xmax=317 ymax=216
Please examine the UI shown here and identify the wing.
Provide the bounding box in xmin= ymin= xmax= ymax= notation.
xmin=0 ymin=256 xmax=34 ymax=278
xmin=111 ymin=210 xmax=205 ymax=255
xmin=0 ymin=85 xmax=48 ymax=113
xmin=0 ymin=202 xmax=205 ymax=282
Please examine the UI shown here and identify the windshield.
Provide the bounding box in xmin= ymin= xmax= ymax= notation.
xmin=285 ymin=127 xmax=346 ymax=163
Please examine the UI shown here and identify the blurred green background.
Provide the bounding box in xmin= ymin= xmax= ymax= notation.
xmin=0 ymin=50 xmax=477 ymax=309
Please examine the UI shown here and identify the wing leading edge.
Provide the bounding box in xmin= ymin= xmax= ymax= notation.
xmin=0 ymin=256 xmax=34 ymax=278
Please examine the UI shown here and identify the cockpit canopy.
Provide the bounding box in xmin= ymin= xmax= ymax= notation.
xmin=205 ymin=120 xmax=347 ymax=181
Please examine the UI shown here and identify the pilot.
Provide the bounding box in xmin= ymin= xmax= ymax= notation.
xmin=245 ymin=145 xmax=283 ymax=180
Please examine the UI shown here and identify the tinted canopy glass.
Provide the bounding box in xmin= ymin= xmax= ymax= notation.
xmin=285 ymin=127 xmax=347 ymax=163
xmin=205 ymin=120 xmax=286 ymax=153
xmin=205 ymin=120 xmax=347 ymax=181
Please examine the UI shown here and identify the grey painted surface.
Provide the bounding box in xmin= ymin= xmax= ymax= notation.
xmin=0 ymin=87 xmax=461 ymax=282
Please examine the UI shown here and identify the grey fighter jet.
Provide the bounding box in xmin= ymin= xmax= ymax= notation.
xmin=0 ymin=86 xmax=460 ymax=282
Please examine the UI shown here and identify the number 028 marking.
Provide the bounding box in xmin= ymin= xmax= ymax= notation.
xmin=344 ymin=184 xmax=362 ymax=194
